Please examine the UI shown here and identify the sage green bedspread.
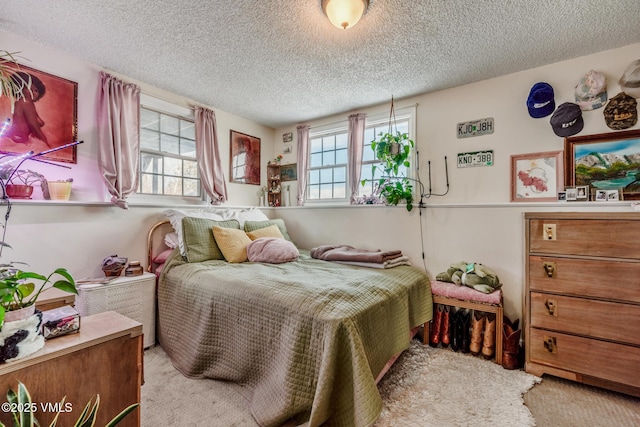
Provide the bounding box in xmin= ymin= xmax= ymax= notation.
xmin=157 ymin=250 xmax=432 ymax=427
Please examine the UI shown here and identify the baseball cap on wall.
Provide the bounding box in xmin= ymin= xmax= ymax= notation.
xmin=550 ymin=102 xmax=584 ymax=137
xmin=603 ymin=92 xmax=638 ymax=130
xmin=527 ymin=82 xmax=555 ymax=118
xmin=575 ymin=70 xmax=607 ymax=111
xmin=619 ymin=59 xmax=640 ymax=99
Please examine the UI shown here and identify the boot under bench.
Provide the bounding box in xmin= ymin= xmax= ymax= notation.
xmin=424 ymin=280 xmax=504 ymax=365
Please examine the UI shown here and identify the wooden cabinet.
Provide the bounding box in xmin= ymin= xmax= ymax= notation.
xmin=267 ymin=163 xmax=282 ymax=207
xmin=524 ymin=212 xmax=640 ymax=397
xmin=0 ymin=311 xmax=142 ymax=427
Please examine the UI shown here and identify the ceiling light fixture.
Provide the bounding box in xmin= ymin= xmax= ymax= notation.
xmin=322 ymin=0 xmax=369 ymax=30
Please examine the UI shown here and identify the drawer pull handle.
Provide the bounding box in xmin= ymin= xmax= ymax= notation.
xmin=542 ymin=262 xmax=556 ymax=277
xmin=544 ymin=299 xmax=557 ymax=316
xmin=543 ymin=336 xmax=557 ymax=353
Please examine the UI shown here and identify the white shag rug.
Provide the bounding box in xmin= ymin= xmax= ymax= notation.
xmin=142 ymin=339 xmax=540 ymax=426
xmin=375 ymin=340 xmax=541 ymax=427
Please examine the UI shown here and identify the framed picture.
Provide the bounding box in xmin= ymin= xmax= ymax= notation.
xmin=510 ymin=151 xmax=563 ymax=202
xmin=576 ymin=185 xmax=589 ymax=200
xmin=280 ymin=163 xmax=297 ymax=182
xmin=0 ymin=63 xmax=78 ymax=163
xmin=229 ymin=130 xmax=261 ymax=185
xmin=557 ymin=191 xmax=567 ymax=202
xmin=595 ymin=189 xmax=608 ymax=201
xmin=566 ymin=187 xmax=578 ymax=201
xmin=282 ymin=132 xmax=293 ymax=143
xmin=607 ymin=189 xmax=621 ymax=201
xmin=564 ymin=129 xmax=640 ymax=201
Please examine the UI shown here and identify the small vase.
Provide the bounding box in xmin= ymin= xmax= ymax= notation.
xmin=47 ymin=180 xmax=72 ymax=200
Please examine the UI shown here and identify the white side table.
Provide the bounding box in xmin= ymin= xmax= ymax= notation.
xmin=75 ymin=272 xmax=156 ymax=348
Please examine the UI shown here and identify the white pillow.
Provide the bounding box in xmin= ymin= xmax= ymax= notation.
xmin=164 ymin=232 xmax=179 ymax=249
xmin=163 ymin=208 xmax=230 ymax=256
xmin=228 ymin=207 xmax=270 ymax=228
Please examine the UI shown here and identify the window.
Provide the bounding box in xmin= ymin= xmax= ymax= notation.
xmin=360 ymin=118 xmax=410 ymax=196
xmin=138 ymin=95 xmax=200 ymax=198
xmin=305 ymin=106 xmax=415 ymax=203
xmin=307 ymin=127 xmax=348 ymax=201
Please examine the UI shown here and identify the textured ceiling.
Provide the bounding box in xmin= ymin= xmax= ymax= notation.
xmin=2 ymin=0 xmax=640 ymax=128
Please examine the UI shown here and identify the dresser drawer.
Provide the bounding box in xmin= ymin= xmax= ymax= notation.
xmin=530 ymin=292 xmax=640 ymax=345
xmin=529 ymin=219 xmax=640 ymax=259
xmin=529 ymin=328 xmax=640 ymax=387
xmin=528 ymin=256 xmax=640 ymax=303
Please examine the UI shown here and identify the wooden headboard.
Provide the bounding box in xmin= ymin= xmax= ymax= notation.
xmin=146 ymin=219 xmax=173 ymax=273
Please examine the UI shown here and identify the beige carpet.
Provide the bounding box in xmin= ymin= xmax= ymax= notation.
xmin=141 ymin=339 xmax=639 ymax=426
xmin=142 ymin=340 xmax=537 ymax=426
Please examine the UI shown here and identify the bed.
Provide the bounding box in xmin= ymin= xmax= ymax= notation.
xmin=149 ymin=210 xmax=432 ymax=427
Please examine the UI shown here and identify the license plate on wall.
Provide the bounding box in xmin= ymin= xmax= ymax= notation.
xmin=457 ymin=150 xmax=494 ymax=168
xmin=457 ymin=117 xmax=494 ymax=138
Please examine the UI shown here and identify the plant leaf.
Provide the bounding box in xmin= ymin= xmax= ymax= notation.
xmin=17 ymin=382 xmax=35 ymax=427
xmin=17 ymin=282 xmax=35 ymax=299
xmin=52 ymin=280 xmax=77 ymax=294
xmin=104 ymin=403 xmax=139 ymax=427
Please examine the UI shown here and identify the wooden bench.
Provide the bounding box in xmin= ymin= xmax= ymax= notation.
xmin=425 ymin=281 xmax=503 ymax=365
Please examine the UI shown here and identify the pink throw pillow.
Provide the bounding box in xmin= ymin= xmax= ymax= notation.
xmin=247 ymin=237 xmax=299 ymax=264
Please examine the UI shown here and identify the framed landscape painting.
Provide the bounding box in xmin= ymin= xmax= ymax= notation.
xmin=0 ymin=63 xmax=78 ymax=163
xmin=510 ymin=151 xmax=563 ymax=202
xmin=564 ymin=129 xmax=640 ymax=200
xmin=280 ymin=163 xmax=297 ymax=181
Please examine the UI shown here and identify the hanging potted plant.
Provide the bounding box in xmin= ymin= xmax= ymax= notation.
xmin=0 ymin=50 xmax=30 ymax=109
xmin=363 ymin=97 xmax=415 ymax=211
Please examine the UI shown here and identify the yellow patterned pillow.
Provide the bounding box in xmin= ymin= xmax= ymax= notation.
xmin=246 ymin=224 xmax=284 ymax=240
xmin=212 ymin=226 xmax=252 ymax=263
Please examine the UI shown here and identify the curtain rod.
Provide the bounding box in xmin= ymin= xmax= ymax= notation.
xmin=309 ymin=102 xmax=419 ymax=130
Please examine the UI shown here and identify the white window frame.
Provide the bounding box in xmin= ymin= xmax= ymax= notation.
xmin=129 ymin=94 xmax=206 ymax=206
xmin=304 ymin=105 xmax=416 ymax=205
xmin=305 ymin=121 xmax=350 ymax=204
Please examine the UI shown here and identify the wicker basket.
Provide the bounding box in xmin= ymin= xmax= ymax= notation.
xmin=102 ymin=264 xmax=125 ymax=277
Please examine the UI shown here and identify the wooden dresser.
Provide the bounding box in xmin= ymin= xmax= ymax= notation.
xmin=0 ymin=311 xmax=142 ymax=427
xmin=524 ymin=212 xmax=640 ymax=397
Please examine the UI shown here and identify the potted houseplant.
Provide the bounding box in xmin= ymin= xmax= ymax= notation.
xmin=0 ymin=263 xmax=76 ymax=326
xmin=4 ymin=169 xmax=48 ymax=199
xmin=0 ymin=50 xmax=29 ymax=108
xmin=365 ymin=130 xmax=415 ymax=211
xmin=2 ymin=381 xmax=138 ymax=427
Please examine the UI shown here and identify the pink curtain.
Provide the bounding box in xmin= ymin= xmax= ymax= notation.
xmin=348 ymin=113 xmax=366 ymax=204
xmin=97 ymin=72 xmax=140 ymax=209
xmin=194 ymin=107 xmax=227 ymax=204
xmin=296 ymin=125 xmax=310 ymax=206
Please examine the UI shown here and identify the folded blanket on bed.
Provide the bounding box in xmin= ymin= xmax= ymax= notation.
xmin=334 ymin=255 xmax=411 ymax=269
xmin=310 ymin=244 xmax=403 ymax=264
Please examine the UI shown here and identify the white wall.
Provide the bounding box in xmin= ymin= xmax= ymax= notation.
xmin=4 ymin=27 xmax=639 ymax=322
xmin=1 ymin=30 xmax=274 ymax=278
xmin=275 ymin=43 xmax=640 ymax=321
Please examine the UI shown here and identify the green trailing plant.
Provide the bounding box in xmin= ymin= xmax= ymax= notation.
xmin=1 ymin=381 xmax=139 ymax=427
xmin=0 ymin=50 xmax=30 ymax=109
xmin=364 ymin=130 xmax=415 ymax=211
